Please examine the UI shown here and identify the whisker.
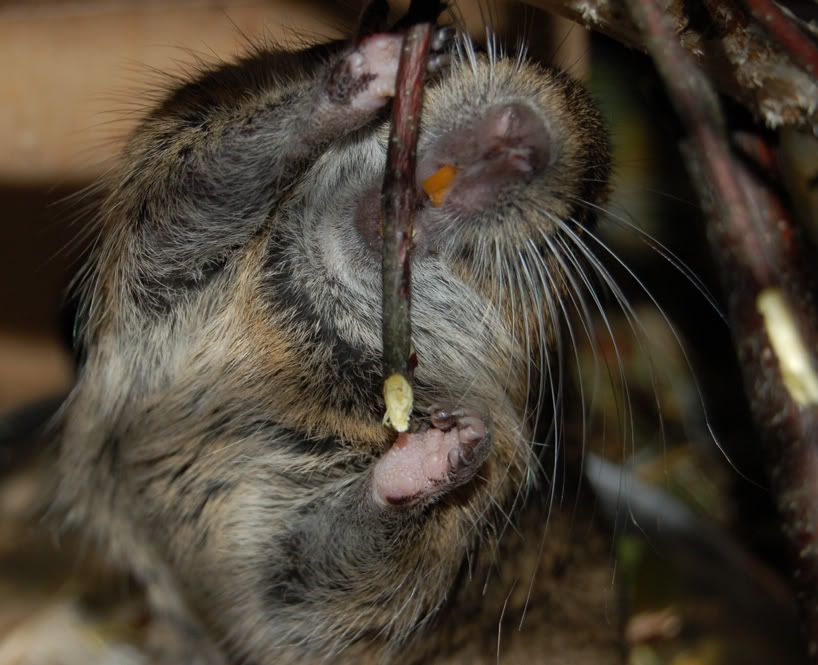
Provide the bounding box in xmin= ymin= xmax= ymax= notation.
xmin=514 ymin=245 xmax=567 ymax=627
xmin=555 ymin=215 xmax=750 ymax=479
xmin=532 ymin=234 xmax=595 ymax=509
xmin=569 ymin=195 xmax=726 ymax=324
xmin=551 ymin=216 xmax=647 ymax=461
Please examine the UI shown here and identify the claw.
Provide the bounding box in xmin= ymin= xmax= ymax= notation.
xmin=431 ymin=25 xmax=456 ymax=52
xmin=428 ymin=53 xmax=451 ymax=75
xmin=430 ymin=405 xmax=470 ymax=429
xmin=447 ymin=447 xmax=462 ymax=469
xmin=357 ymin=0 xmax=390 ymax=37
xmin=430 ymin=410 xmax=455 ymax=430
xmin=394 ymin=0 xmax=448 ymax=29
xmin=457 ymin=416 xmax=485 ymax=445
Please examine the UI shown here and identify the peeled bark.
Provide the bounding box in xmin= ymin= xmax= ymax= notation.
xmin=521 ymin=0 xmax=818 ymax=134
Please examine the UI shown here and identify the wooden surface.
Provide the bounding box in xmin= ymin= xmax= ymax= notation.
xmin=0 ymin=0 xmax=345 ymax=183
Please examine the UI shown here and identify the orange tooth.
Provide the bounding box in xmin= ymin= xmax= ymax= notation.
xmin=422 ymin=164 xmax=458 ymax=207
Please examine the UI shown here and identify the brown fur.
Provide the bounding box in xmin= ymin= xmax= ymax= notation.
xmin=56 ymin=27 xmax=618 ymax=665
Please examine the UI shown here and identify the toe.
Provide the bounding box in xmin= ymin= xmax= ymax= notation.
xmin=457 ymin=415 xmax=486 ymax=445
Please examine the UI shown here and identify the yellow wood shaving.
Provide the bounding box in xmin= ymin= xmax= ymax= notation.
xmin=382 ymin=373 xmax=413 ymax=432
xmin=757 ymin=287 xmax=818 ymax=406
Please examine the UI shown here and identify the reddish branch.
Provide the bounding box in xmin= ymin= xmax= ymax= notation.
xmin=381 ymin=22 xmax=433 ymax=396
xmin=517 ymin=0 xmax=818 ymax=133
xmin=625 ymin=0 xmax=818 ymax=656
xmin=743 ymin=0 xmax=818 ymax=79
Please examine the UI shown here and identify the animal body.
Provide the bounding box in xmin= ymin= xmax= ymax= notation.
xmin=56 ymin=8 xmax=619 ymax=664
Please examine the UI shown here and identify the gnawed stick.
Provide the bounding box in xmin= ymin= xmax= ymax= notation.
xmin=381 ymin=22 xmax=433 ymax=432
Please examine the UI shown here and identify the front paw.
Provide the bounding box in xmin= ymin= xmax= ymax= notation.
xmin=327 ymin=25 xmax=454 ymax=112
xmin=327 ymin=33 xmax=403 ymax=111
xmin=372 ymin=406 xmax=491 ymax=507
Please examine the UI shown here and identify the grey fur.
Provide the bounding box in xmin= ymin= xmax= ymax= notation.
xmin=57 ymin=30 xmax=617 ymax=665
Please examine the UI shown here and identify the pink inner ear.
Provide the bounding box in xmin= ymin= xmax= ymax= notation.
xmin=372 ymin=428 xmax=461 ymax=506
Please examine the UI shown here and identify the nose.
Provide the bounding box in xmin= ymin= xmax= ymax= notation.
xmin=416 ymin=102 xmax=551 ymax=214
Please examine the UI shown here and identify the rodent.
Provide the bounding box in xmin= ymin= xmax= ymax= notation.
xmin=55 ymin=7 xmax=618 ymax=664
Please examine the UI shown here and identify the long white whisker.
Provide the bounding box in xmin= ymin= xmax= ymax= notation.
xmin=514 ymin=245 xmax=565 ymax=628
xmin=543 ymin=218 xmax=650 ymax=562
xmin=532 ymin=234 xmax=594 ymax=508
xmin=556 ymin=215 xmax=747 ymax=479
xmin=569 ymin=195 xmax=726 ymax=324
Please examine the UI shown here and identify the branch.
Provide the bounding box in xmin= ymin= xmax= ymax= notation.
xmin=744 ymin=0 xmax=818 ymax=79
xmin=518 ymin=0 xmax=818 ymax=134
xmin=623 ymin=0 xmax=818 ymax=654
xmin=381 ymin=21 xmax=433 ymax=433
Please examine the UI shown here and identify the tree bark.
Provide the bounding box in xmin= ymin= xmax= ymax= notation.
xmin=520 ymin=0 xmax=818 ymax=134
xmin=624 ymin=0 xmax=818 ymax=656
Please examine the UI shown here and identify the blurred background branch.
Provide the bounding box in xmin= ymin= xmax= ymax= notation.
xmin=519 ymin=0 xmax=818 ymax=133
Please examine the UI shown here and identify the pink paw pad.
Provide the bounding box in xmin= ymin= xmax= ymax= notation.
xmin=372 ymin=408 xmax=489 ymax=507
xmin=328 ymin=34 xmax=403 ymax=111
xmin=352 ymin=34 xmax=403 ymax=110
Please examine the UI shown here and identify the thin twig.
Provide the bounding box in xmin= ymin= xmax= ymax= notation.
xmin=743 ymin=0 xmax=818 ymax=79
xmin=519 ymin=0 xmax=818 ymax=133
xmin=381 ymin=21 xmax=433 ymax=432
